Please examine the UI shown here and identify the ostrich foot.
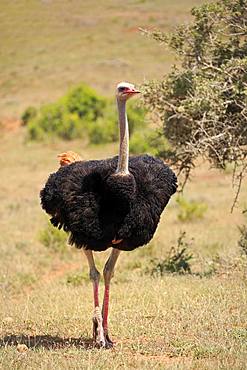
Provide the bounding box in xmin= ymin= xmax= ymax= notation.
xmin=104 ymin=331 xmax=114 ymax=348
xmin=93 ymin=317 xmax=105 ymax=348
xmin=92 ymin=319 xmax=114 ymax=348
xmin=92 ymin=307 xmax=109 ymax=348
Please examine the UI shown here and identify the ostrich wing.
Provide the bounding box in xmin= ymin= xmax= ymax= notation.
xmin=41 ymin=162 xmax=106 ymax=244
xmin=40 ymin=158 xmax=130 ymax=251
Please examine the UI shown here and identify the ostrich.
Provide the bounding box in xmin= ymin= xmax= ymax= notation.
xmin=40 ymin=82 xmax=177 ymax=348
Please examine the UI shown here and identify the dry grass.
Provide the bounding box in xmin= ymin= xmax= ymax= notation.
xmin=1 ymin=1 xmax=247 ymax=368
xmin=0 ymin=0 xmax=208 ymax=117
xmin=0 ymin=131 xmax=246 ymax=369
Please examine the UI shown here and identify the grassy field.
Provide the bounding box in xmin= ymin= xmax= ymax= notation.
xmin=1 ymin=0 xmax=208 ymax=118
xmin=1 ymin=0 xmax=247 ymax=369
xmin=0 ymin=130 xmax=246 ymax=369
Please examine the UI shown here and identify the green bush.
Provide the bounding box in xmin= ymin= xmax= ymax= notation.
xmin=21 ymin=106 xmax=37 ymax=125
xmin=26 ymin=83 xmax=147 ymax=144
xmin=148 ymin=231 xmax=193 ymax=276
xmin=63 ymin=83 xmax=107 ymax=121
xmin=129 ymin=130 xmax=153 ymax=154
xmin=176 ymin=196 xmax=207 ymax=222
xmin=27 ymin=84 xmax=107 ymax=141
xmin=89 ymin=101 xmax=148 ymax=146
xmin=127 ymin=101 xmax=147 ymax=135
xmin=39 ymin=221 xmax=68 ymax=254
xmin=88 ymin=104 xmax=118 ymax=144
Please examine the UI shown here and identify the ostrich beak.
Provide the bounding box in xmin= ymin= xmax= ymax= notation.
xmin=126 ymin=87 xmax=141 ymax=95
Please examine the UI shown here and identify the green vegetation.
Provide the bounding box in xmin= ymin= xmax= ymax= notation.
xmin=1 ymin=0 xmax=247 ymax=368
xmin=149 ymin=232 xmax=193 ymax=275
xmin=24 ymin=83 xmax=149 ymax=149
xmin=39 ymin=221 xmax=68 ymax=254
xmin=66 ymin=272 xmax=87 ymax=286
xmin=25 ymin=84 xmax=107 ymax=141
xmin=143 ymin=0 xmax=247 ymax=197
xmin=176 ymin=196 xmax=208 ymax=222
xmin=21 ymin=106 xmax=37 ymax=126
xmin=1 ymin=100 xmax=247 ymax=370
xmin=0 ymin=0 xmax=207 ymax=118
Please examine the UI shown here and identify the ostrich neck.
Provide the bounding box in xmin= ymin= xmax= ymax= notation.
xmin=116 ymin=99 xmax=129 ymax=174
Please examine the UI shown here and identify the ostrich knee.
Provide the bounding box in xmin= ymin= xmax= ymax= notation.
xmin=103 ymin=262 xmax=114 ymax=286
xmin=103 ymin=248 xmax=121 ymax=285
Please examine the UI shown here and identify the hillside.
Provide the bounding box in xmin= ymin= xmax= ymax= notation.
xmin=1 ymin=0 xmax=208 ymax=118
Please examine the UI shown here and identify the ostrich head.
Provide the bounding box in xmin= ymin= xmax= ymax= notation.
xmin=116 ymin=82 xmax=140 ymax=101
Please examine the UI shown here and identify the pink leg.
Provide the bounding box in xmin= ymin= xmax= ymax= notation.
xmin=102 ymin=285 xmax=110 ymax=335
xmin=102 ymin=249 xmax=121 ymax=347
xmin=84 ymin=250 xmax=105 ymax=347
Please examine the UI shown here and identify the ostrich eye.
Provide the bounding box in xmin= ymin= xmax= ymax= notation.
xmin=118 ymin=87 xmax=126 ymax=92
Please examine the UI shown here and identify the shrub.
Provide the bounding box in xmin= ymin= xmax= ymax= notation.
xmin=39 ymin=221 xmax=68 ymax=254
xmin=127 ymin=101 xmax=147 ymax=135
xmin=129 ymin=130 xmax=153 ymax=154
xmin=148 ymin=231 xmax=193 ymax=276
xmin=26 ymin=83 xmax=147 ymax=144
xmin=63 ymin=83 xmax=107 ymax=121
xmin=21 ymin=106 xmax=37 ymax=125
xmin=28 ymin=102 xmax=67 ymax=140
xmin=89 ymin=101 xmax=148 ymax=146
xmin=88 ymin=104 xmax=118 ymax=144
xmin=27 ymin=84 xmax=107 ymax=141
xmin=176 ymin=196 xmax=207 ymax=222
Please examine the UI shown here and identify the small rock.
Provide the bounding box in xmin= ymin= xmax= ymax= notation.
xmin=17 ymin=344 xmax=28 ymax=353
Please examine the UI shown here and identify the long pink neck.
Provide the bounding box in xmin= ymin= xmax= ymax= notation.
xmin=116 ymin=99 xmax=129 ymax=174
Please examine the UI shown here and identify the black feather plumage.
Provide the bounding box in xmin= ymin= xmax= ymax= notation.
xmin=40 ymin=155 xmax=177 ymax=252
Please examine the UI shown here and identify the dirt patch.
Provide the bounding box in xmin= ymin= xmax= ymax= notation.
xmin=0 ymin=117 xmax=22 ymax=132
xmin=41 ymin=262 xmax=81 ymax=284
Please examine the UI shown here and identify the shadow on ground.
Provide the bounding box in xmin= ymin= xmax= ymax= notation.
xmin=0 ymin=334 xmax=94 ymax=350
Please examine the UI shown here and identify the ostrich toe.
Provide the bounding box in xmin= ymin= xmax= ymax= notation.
xmin=92 ymin=307 xmax=106 ymax=348
xmin=92 ymin=318 xmax=114 ymax=348
xmin=104 ymin=332 xmax=114 ymax=348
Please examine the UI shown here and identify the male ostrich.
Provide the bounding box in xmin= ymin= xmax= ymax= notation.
xmin=40 ymin=82 xmax=177 ymax=348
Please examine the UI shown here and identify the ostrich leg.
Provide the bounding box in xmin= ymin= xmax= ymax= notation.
xmin=102 ymin=248 xmax=121 ymax=348
xmin=83 ymin=250 xmax=105 ymax=347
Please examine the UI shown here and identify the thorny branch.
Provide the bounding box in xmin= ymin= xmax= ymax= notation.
xmin=142 ymin=0 xmax=247 ymax=210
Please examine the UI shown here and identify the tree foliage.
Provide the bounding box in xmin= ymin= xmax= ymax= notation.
xmin=143 ymin=0 xmax=247 ymax=205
